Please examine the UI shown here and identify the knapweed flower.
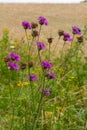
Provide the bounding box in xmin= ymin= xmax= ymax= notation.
xmin=47 ymin=38 xmax=53 ymax=44
xmin=45 ymin=72 xmax=56 ymax=79
xmin=8 ymin=62 xmax=20 ymax=70
xmin=41 ymin=61 xmax=52 ymax=69
xmin=44 ymin=88 xmax=51 ymax=96
xmin=10 ymin=52 xmax=20 ymax=62
xmin=27 ymin=74 xmax=38 ymax=81
xmin=72 ymin=26 xmax=81 ymax=35
xmin=63 ymin=33 xmax=73 ymax=42
xmin=38 ymin=16 xmax=48 ymax=26
xmin=22 ymin=21 xmax=31 ymax=30
xmin=37 ymin=42 xmax=46 ymax=51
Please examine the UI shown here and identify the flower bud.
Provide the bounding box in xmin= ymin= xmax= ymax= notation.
xmin=58 ymin=30 xmax=64 ymax=37
xmin=28 ymin=61 xmax=33 ymax=68
xmin=32 ymin=30 xmax=38 ymax=37
xmin=4 ymin=57 xmax=10 ymax=62
xmin=31 ymin=22 xmax=38 ymax=29
xmin=77 ymin=35 xmax=83 ymax=43
xmin=47 ymin=38 xmax=53 ymax=44
xmin=20 ymin=62 xmax=27 ymax=70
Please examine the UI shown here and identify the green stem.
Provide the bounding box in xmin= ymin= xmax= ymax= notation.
xmin=49 ymin=43 xmax=51 ymax=61
xmin=8 ymin=71 xmax=14 ymax=130
xmin=25 ymin=29 xmax=35 ymax=128
xmin=32 ymin=25 xmax=46 ymax=130
xmin=53 ymin=36 xmax=60 ymax=53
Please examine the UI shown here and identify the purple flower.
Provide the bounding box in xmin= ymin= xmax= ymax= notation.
xmin=38 ymin=16 xmax=48 ymax=26
xmin=10 ymin=52 xmax=20 ymax=62
xmin=27 ymin=74 xmax=38 ymax=81
xmin=46 ymin=72 xmax=56 ymax=79
xmin=22 ymin=21 xmax=31 ymax=29
xmin=37 ymin=42 xmax=46 ymax=51
xmin=63 ymin=33 xmax=73 ymax=42
xmin=41 ymin=61 xmax=52 ymax=69
xmin=72 ymin=26 xmax=81 ymax=35
xmin=44 ymin=89 xmax=51 ymax=96
xmin=8 ymin=62 xmax=20 ymax=70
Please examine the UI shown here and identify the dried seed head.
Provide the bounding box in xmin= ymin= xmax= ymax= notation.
xmin=4 ymin=57 xmax=10 ymax=62
xmin=47 ymin=38 xmax=53 ymax=44
xmin=28 ymin=61 xmax=33 ymax=68
xmin=20 ymin=62 xmax=27 ymax=70
xmin=77 ymin=35 xmax=83 ymax=43
xmin=31 ymin=22 xmax=38 ymax=29
xmin=58 ymin=30 xmax=64 ymax=37
xmin=32 ymin=30 xmax=38 ymax=37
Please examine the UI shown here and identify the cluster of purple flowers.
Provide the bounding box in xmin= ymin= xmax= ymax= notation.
xmin=22 ymin=16 xmax=48 ymax=31
xmin=7 ymin=52 xmax=20 ymax=71
xmin=59 ymin=26 xmax=82 ymax=43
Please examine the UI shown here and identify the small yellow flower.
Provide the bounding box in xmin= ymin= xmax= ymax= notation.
xmin=17 ymin=81 xmax=23 ymax=87
xmin=69 ymin=76 xmax=75 ymax=79
xmin=56 ymin=106 xmax=64 ymax=112
xmin=17 ymin=81 xmax=29 ymax=87
xmin=23 ymin=82 xmax=29 ymax=86
xmin=45 ymin=111 xmax=53 ymax=117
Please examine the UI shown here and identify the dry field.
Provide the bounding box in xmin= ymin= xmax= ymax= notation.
xmin=0 ymin=3 xmax=87 ymax=36
xmin=0 ymin=3 xmax=87 ymax=53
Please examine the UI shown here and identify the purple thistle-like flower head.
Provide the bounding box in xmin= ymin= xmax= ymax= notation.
xmin=63 ymin=33 xmax=73 ymax=42
xmin=37 ymin=42 xmax=46 ymax=51
xmin=41 ymin=61 xmax=52 ymax=69
xmin=72 ymin=26 xmax=81 ymax=35
xmin=38 ymin=16 xmax=48 ymax=26
xmin=27 ymin=73 xmax=38 ymax=81
xmin=10 ymin=52 xmax=20 ymax=62
xmin=8 ymin=62 xmax=20 ymax=70
xmin=39 ymin=87 xmax=51 ymax=96
xmin=22 ymin=21 xmax=31 ymax=30
xmin=44 ymin=89 xmax=51 ymax=96
xmin=46 ymin=72 xmax=56 ymax=79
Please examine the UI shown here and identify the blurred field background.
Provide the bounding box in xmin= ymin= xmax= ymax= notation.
xmin=0 ymin=3 xmax=87 ymax=35
xmin=0 ymin=3 xmax=87 ymax=54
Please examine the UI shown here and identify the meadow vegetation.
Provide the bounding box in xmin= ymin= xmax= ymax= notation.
xmin=0 ymin=4 xmax=87 ymax=130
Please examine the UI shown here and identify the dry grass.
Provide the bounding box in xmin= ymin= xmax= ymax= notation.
xmin=0 ymin=3 xmax=87 ymax=55
xmin=0 ymin=3 xmax=87 ymax=37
